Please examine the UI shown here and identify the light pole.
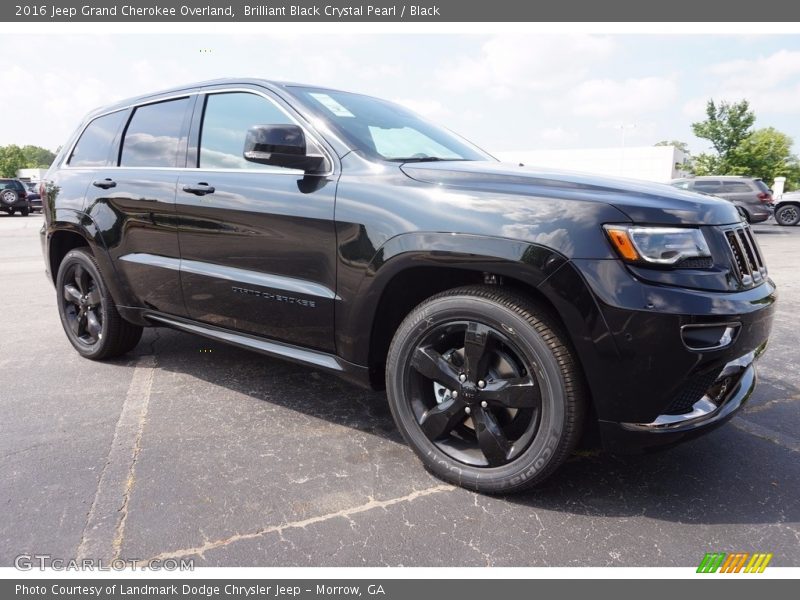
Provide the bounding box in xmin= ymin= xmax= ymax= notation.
xmin=617 ymin=123 xmax=636 ymax=176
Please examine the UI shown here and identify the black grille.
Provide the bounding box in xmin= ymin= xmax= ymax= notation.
xmin=663 ymin=368 xmax=722 ymax=415
xmin=725 ymin=224 xmax=767 ymax=287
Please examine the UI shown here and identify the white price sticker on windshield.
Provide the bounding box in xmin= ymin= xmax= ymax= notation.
xmin=309 ymin=93 xmax=355 ymax=118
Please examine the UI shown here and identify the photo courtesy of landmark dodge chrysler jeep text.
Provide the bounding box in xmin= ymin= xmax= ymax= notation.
xmin=40 ymin=79 xmax=776 ymax=493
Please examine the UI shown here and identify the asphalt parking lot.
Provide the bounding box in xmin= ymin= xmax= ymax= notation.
xmin=1 ymin=213 xmax=798 ymax=568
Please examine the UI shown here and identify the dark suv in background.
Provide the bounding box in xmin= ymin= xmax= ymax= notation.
xmin=40 ymin=79 xmax=776 ymax=493
xmin=670 ymin=176 xmax=774 ymax=223
xmin=0 ymin=178 xmax=31 ymax=216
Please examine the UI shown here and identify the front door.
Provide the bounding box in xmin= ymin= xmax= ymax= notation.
xmin=176 ymin=89 xmax=338 ymax=352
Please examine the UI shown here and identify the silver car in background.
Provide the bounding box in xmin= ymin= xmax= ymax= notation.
xmin=670 ymin=176 xmax=774 ymax=223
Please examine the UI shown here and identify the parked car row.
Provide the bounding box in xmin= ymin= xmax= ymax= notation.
xmin=670 ymin=175 xmax=800 ymax=227
xmin=0 ymin=178 xmax=42 ymax=216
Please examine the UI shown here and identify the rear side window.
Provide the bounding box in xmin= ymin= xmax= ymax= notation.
xmin=68 ymin=110 xmax=127 ymax=167
xmin=694 ymin=180 xmax=722 ymax=193
xmin=120 ymin=98 xmax=190 ymax=168
xmin=198 ymin=92 xmax=295 ymax=170
xmin=721 ymin=181 xmax=752 ymax=193
xmin=671 ymin=181 xmax=690 ymax=190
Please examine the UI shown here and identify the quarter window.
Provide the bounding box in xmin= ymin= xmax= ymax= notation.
xmin=68 ymin=110 xmax=127 ymax=167
xmin=120 ymin=98 xmax=190 ymax=168
xmin=199 ymin=92 xmax=296 ymax=171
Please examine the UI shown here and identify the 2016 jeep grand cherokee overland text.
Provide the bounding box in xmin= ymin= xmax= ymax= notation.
xmin=40 ymin=80 xmax=776 ymax=493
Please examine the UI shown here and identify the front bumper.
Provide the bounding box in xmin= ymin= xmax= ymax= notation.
xmin=599 ymin=345 xmax=762 ymax=453
xmin=558 ymin=257 xmax=776 ymax=453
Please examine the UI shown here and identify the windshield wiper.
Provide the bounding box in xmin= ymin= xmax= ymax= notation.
xmin=389 ymin=157 xmax=472 ymax=163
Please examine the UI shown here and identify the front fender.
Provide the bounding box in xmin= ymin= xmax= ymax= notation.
xmin=334 ymin=231 xmax=569 ymax=367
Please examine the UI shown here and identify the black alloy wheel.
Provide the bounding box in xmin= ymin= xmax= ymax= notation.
xmin=56 ymin=248 xmax=143 ymax=359
xmin=386 ymin=285 xmax=586 ymax=494
xmin=61 ymin=262 xmax=104 ymax=347
xmin=408 ymin=320 xmax=541 ymax=468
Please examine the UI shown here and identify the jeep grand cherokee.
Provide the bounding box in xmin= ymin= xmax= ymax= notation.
xmin=40 ymin=79 xmax=775 ymax=493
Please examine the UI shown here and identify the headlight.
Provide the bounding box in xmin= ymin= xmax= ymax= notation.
xmin=603 ymin=225 xmax=711 ymax=265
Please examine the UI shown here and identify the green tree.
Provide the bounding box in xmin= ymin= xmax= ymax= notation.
xmin=0 ymin=144 xmax=56 ymax=176
xmin=655 ymin=140 xmax=690 ymax=154
xmin=0 ymin=145 xmax=27 ymax=178
xmin=21 ymin=145 xmax=56 ymax=168
xmin=734 ymin=128 xmax=800 ymax=191
xmin=691 ymin=99 xmax=755 ymax=172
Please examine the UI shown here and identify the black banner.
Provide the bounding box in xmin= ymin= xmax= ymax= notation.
xmin=3 ymin=0 xmax=800 ymax=22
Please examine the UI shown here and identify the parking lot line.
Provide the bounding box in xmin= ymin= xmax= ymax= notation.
xmin=76 ymin=354 xmax=157 ymax=561
xmin=732 ymin=417 xmax=800 ymax=453
xmin=147 ymin=483 xmax=455 ymax=562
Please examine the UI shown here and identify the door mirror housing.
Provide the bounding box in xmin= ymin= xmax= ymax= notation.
xmin=243 ymin=124 xmax=327 ymax=174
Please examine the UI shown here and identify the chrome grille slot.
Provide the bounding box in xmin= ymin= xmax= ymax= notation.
xmin=724 ymin=224 xmax=766 ymax=288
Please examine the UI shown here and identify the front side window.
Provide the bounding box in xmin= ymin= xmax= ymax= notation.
xmin=199 ymin=92 xmax=295 ymax=170
xmin=68 ymin=110 xmax=127 ymax=167
xmin=120 ymin=98 xmax=189 ymax=168
xmin=289 ymin=87 xmax=491 ymax=163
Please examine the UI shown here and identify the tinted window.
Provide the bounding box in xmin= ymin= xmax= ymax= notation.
xmin=721 ymin=181 xmax=752 ymax=193
xmin=694 ymin=180 xmax=722 ymax=193
xmin=68 ymin=110 xmax=127 ymax=167
xmin=120 ymin=98 xmax=189 ymax=168
xmin=199 ymin=92 xmax=294 ymax=170
xmin=753 ymin=179 xmax=771 ymax=193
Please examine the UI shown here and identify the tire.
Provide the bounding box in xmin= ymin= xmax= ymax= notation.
xmin=386 ymin=285 xmax=586 ymax=494
xmin=7 ymin=209 xmax=14 ymax=216
xmin=775 ymin=203 xmax=800 ymax=226
xmin=1 ymin=189 xmax=19 ymax=206
xmin=56 ymin=248 xmax=143 ymax=360
xmin=20 ymin=207 xmax=30 ymax=216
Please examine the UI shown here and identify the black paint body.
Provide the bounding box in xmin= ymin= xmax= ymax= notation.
xmin=40 ymin=79 xmax=776 ymax=452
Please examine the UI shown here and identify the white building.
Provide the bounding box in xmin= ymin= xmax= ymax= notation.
xmin=496 ymin=145 xmax=688 ymax=183
xmin=16 ymin=168 xmax=48 ymax=181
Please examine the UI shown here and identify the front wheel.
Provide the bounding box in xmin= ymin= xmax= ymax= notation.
xmin=775 ymin=204 xmax=800 ymax=226
xmin=56 ymin=248 xmax=143 ymax=359
xmin=386 ymin=286 xmax=586 ymax=494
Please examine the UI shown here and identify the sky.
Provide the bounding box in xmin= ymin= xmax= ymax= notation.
xmin=1 ymin=33 xmax=800 ymax=156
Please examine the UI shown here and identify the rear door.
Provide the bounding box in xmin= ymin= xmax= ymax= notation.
xmin=83 ymin=96 xmax=194 ymax=316
xmin=176 ymin=87 xmax=339 ymax=352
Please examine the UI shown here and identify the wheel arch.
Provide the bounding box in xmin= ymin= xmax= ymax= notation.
xmin=335 ymin=232 xmax=599 ymax=389
xmin=47 ymin=209 xmax=125 ymax=304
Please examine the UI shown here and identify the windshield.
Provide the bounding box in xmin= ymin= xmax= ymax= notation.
xmin=289 ymin=87 xmax=492 ymax=163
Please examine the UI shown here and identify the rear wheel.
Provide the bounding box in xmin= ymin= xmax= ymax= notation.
xmin=386 ymin=285 xmax=585 ymax=494
xmin=776 ymin=203 xmax=800 ymax=226
xmin=56 ymin=248 xmax=143 ymax=359
xmin=20 ymin=206 xmax=30 ymax=216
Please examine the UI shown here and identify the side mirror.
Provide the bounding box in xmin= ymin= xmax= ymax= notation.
xmin=243 ymin=124 xmax=326 ymax=174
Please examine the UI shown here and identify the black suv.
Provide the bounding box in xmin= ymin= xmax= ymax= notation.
xmin=40 ymin=80 xmax=776 ymax=493
xmin=1 ymin=178 xmax=30 ymax=216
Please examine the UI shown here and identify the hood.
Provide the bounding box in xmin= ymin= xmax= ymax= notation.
xmin=400 ymin=161 xmax=741 ymax=226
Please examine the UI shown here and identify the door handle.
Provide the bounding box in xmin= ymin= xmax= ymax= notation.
xmin=182 ymin=183 xmax=215 ymax=196
xmin=92 ymin=178 xmax=116 ymax=190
